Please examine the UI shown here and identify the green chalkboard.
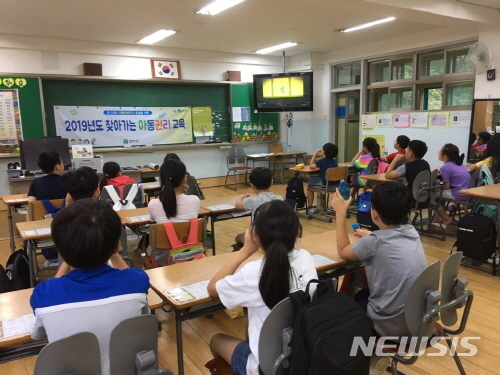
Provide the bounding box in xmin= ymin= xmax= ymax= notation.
xmin=41 ymin=79 xmax=232 ymax=142
xmin=0 ymin=77 xmax=44 ymax=140
xmin=230 ymin=84 xmax=279 ymax=143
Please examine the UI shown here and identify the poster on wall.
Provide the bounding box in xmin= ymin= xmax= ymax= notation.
xmin=410 ymin=112 xmax=429 ymax=128
xmin=192 ymin=107 xmax=213 ymax=137
xmin=362 ymin=134 xmax=386 ymax=155
xmin=0 ymin=89 xmax=22 ymax=140
xmin=449 ymin=111 xmax=472 ymax=128
xmin=393 ymin=113 xmax=410 ymax=128
xmin=429 ymin=112 xmax=449 ymax=128
xmin=361 ymin=114 xmax=376 ymax=129
xmin=54 ymin=106 xmax=193 ymax=147
xmin=376 ymin=113 xmax=392 ymax=128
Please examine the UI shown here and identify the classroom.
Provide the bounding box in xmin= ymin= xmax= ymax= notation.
xmin=1 ymin=1 xmax=500 ymax=374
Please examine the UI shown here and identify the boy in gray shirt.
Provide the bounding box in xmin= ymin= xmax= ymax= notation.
xmin=331 ymin=181 xmax=427 ymax=337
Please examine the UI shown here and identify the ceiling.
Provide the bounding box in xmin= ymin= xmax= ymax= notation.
xmin=0 ymin=0 xmax=495 ymax=56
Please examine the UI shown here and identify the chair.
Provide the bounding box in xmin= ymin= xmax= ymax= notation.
xmin=34 ymin=332 xmax=102 ymax=375
xmin=109 ymin=315 xmax=173 ymax=375
xmin=361 ymin=159 xmax=379 ymax=193
xmin=377 ymin=256 xmax=473 ymax=375
xmin=148 ymin=218 xmax=206 ymax=267
xmin=26 ymin=199 xmax=66 ymax=285
xmin=307 ymin=166 xmax=348 ymax=221
xmin=269 ymin=143 xmax=294 ymax=184
xmin=224 ymin=147 xmax=253 ymax=190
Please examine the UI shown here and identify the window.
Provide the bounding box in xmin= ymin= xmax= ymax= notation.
xmin=419 ymin=52 xmax=444 ymax=77
xmin=392 ymin=58 xmax=413 ymax=80
xmin=447 ymin=48 xmax=472 ymax=74
xmin=368 ymin=88 xmax=389 ymax=112
xmin=422 ymin=87 xmax=442 ymax=110
xmin=390 ymin=87 xmax=412 ymax=109
xmin=335 ymin=62 xmax=361 ymax=87
xmin=369 ymin=61 xmax=389 ymax=83
xmin=446 ymin=82 xmax=473 ymax=106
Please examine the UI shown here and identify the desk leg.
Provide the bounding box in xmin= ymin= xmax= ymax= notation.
xmin=175 ymin=309 xmax=185 ymax=375
xmin=7 ymin=205 xmax=15 ymax=253
xmin=211 ymin=214 xmax=216 ymax=256
xmin=28 ymin=241 xmax=35 ymax=287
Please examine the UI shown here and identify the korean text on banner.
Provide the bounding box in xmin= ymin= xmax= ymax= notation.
xmin=54 ymin=106 xmax=193 ymax=147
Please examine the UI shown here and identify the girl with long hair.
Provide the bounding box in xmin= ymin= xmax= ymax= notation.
xmin=207 ymin=200 xmax=317 ymax=375
xmin=99 ymin=161 xmax=136 ymax=191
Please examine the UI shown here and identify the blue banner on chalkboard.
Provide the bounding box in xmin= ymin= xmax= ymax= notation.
xmin=54 ymin=106 xmax=193 ymax=147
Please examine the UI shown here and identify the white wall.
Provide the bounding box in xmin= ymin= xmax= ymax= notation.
xmin=475 ymin=27 xmax=500 ymax=99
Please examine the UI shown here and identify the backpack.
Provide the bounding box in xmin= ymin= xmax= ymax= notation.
xmin=101 ymin=184 xmax=142 ymax=211
xmin=148 ymin=219 xmax=206 ymax=268
xmin=376 ymin=160 xmax=389 ymax=174
xmin=454 ymin=213 xmax=497 ymax=261
xmin=287 ymin=279 xmax=373 ymax=375
xmin=472 ymin=165 xmax=497 ymax=220
xmin=5 ymin=249 xmax=31 ymax=290
xmin=0 ymin=265 xmax=13 ymax=293
xmin=286 ymin=173 xmax=306 ymax=209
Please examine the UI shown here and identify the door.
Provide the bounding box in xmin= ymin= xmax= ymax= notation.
xmin=335 ymin=90 xmax=360 ymax=163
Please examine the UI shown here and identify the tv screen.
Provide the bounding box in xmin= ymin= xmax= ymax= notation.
xmin=20 ymin=137 xmax=71 ymax=171
xmin=253 ymin=72 xmax=313 ymax=112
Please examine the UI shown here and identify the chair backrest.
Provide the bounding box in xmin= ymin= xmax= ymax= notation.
xmin=28 ymin=199 xmax=65 ymax=221
xmin=227 ymin=147 xmax=237 ymax=165
xmin=149 ymin=218 xmax=206 ymax=250
xmin=428 ymin=169 xmax=443 ymax=206
xmin=109 ymin=315 xmax=160 ymax=375
xmin=404 ymin=260 xmax=441 ymax=338
xmin=258 ymin=298 xmax=295 ymax=375
xmin=269 ymin=143 xmax=283 ymax=153
xmin=411 ymin=170 xmax=431 ymax=204
xmin=469 ymin=167 xmax=481 ymax=188
xmin=236 ymin=147 xmax=247 ymax=164
xmin=440 ymin=251 xmax=463 ymax=326
xmin=325 ymin=166 xmax=348 ymax=182
xmin=34 ymin=332 xmax=102 ymax=375
xmin=366 ymin=158 xmax=379 ymax=175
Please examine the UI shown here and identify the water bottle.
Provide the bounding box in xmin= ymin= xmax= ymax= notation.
xmin=339 ymin=179 xmax=350 ymax=200
xmin=352 ymin=223 xmax=360 ymax=231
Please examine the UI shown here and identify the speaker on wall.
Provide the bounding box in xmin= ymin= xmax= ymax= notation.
xmin=487 ymin=69 xmax=496 ymax=81
xmin=83 ymin=63 xmax=103 ymax=76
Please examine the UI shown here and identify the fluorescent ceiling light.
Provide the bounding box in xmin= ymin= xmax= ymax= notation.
xmin=255 ymin=42 xmax=298 ymax=54
xmin=340 ymin=17 xmax=396 ymax=33
xmin=197 ymin=0 xmax=244 ymax=16
xmin=138 ymin=29 xmax=176 ymax=44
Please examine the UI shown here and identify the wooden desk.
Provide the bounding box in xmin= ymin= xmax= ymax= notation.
xmin=146 ymin=229 xmax=360 ymax=375
xmin=201 ymin=195 xmax=251 ymax=254
xmin=246 ymin=151 xmax=306 ymax=184
xmin=360 ymin=173 xmax=392 ymax=184
xmin=1 ymin=194 xmax=29 ymax=253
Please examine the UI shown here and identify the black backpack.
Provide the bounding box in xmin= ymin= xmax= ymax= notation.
xmin=5 ymin=249 xmax=31 ymax=290
xmin=454 ymin=213 xmax=497 ymax=262
xmin=0 ymin=265 xmax=13 ymax=293
xmin=286 ymin=173 xmax=306 ymax=209
xmin=287 ymin=279 xmax=373 ymax=375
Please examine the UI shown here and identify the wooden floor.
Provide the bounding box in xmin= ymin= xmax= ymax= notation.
xmin=1 ymin=184 xmax=500 ymax=374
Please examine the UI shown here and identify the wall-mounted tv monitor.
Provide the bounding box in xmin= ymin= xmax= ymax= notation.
xmin=253 ymin=72 xmax=313 ymax=112
xmin=19 ymin=137 xmax=72 ymax=171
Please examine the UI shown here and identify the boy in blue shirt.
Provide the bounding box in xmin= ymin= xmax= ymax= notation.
xmin=307 ymin=142 xmax=339 ymax=214
xmin=30 ymin=199 xmax=149 ymax=375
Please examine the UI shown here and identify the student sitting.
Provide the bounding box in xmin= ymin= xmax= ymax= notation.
xmin=62 ymin=166 xmax=100 ymax=205
xmin=28 ymin=151 xmax=66 ymax=201
xmin=468 ymin=133 xmax=500 ymax=173
xmin=208 ymin=200 xmax=317 ymax=375
xmin=331 ymin=182 xmax=427 ymax=374
xmin=435 ymin=144 xmax=471 ymax=226
xmin=99 ymin=161 xmax=136 ymax=191
xmin=235 ymin=167 xmax=283 ymax=216
xmin=385 ymin=139 xmax=430 ymax=195
xmin=164 ymin=152 xmax=205 ymax=199
xmin=306 ymin=142 xmax=339 ymax=215
xmin=148 ymin=159 xmax=200 ymax=223
xmin=385 ymin=135 xmax=410 ymax=164
xmin=30 ymin=199 xmax=149 ymax=375
xmin=471 ymin=131 xmax=491 ymax=159
xmin=350 ymin=137 xmax=381 ymax=197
